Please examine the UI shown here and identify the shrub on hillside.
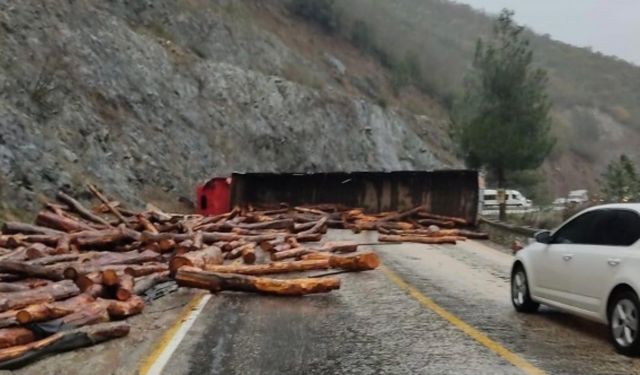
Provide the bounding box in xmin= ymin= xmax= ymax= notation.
xmin=288 ymin=0 xmax=341 ymax=33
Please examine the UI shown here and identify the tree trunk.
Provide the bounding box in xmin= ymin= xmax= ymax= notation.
xmin=15 ymin=294 xmax=95 ymax=324
xmin=100 ymin=296 xmax=144 ymax=319
xmin=169 ymin=246 xmax=223 ymax=274
xmin=1 ymin=222 xmax=64 ymax=236
xmin=175 ymin=267 xmax=340 ymax=296
xmin=328 ymin=252 xmax=380 ymax=271
xmin=0 ymin=280 xmax=80 ymax=312
xmin=56 ymin=192 xmax=112 ymax=227
xmin=133 ymin=271 xmax=170 ymax=295
xmin=0 ymin=321 xmax=130 ymax=369
xmin=497 ymin=167 xmax=507 ymax=222
xmin=35 ymin=211 xmax=94 ymax=233
xmin=204 ymin=259 xmax=330 ymax=275
xmin=0 ymin=328 xmax=35 ymax=349
xmin=378 ymin=235 xmax=458 ymax=245
xmin=115 ymin=274 xmax=134 ymax=301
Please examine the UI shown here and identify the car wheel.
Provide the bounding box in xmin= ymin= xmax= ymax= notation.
xmin=609 ymin=291 xmax=640 ymax=356
xmin=511 ymin=266 xmax=539 ymax=313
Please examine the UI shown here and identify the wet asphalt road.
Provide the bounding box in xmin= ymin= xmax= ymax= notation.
xmin=161 ymin=230 xmax=640 ymax=375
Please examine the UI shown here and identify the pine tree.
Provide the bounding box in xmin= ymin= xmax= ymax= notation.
xmin=453 ymin=9 xmax=554 ymax=219
xmin=602 ymin=154 xmax=640 ymax=202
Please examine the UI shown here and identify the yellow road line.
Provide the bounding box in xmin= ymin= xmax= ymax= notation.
xmin=138 ymin=292 xmax=210 ymax=375
xmin=380 ymin=264 xmax=546 ymax=375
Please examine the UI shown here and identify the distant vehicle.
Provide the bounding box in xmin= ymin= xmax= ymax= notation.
xmin=568 ymin=189 xmax=589 ymax=204
xmin=482 ymin=189 xmax=532 ymax=209
xmin=511 ymin=203 xmax=640 ymax=355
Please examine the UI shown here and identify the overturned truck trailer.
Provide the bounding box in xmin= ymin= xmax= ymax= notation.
xmin=230 ymin=170 xmax=479 ymax=224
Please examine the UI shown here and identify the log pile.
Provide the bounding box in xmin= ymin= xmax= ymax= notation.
xmin=270 ymin=204 xmax=488 ymax=245
xmin=0 ymin=188 xmax=386 ymax=368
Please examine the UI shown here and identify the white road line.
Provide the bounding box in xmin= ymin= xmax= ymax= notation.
xmin=143 ymin=293 xmax=211 ymax=375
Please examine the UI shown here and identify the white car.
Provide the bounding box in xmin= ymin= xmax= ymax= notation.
xmin=511 ymin=203 xmax=640 ymax=355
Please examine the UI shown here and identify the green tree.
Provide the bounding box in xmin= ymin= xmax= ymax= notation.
xmin=452 ymin=9 xmax=554 ymax=219
xmin=601 ymin=154 xmax=640 ymax=202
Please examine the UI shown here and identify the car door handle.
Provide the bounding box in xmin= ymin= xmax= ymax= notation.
xmin=608 ymin=258 xmax=621 ymax=266
xmin=562 ymin=254 xmax=574 ymax=261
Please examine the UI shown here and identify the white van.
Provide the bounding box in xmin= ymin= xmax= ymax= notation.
xmin=482 ymin=189 xmax=532 ymax=209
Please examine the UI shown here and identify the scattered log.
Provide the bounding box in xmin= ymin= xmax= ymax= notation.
xmin=169 ymin=246 xmax=223 ymax=274
xmin=377 ymin=205 xmax=427 ymax=223
xmin=0 ymin=328 xmax=35 ymax=350
xmin=56 ymin=192 xmax=112 ymax=227
xmin=298 ymin=217 xmax=328 ymax=236
xmin=241 ymin=244 xmax=256 ymax=264
xmin=270 ymin=247 xmax=308 ymax=261
xmin=0 ymin=283 xmax=30 ymax=293
xmin=294 ymin=233 xmax=322 ymax=242
xmin=15 ymin=294 xmax=95 ymax=325
xmin=123 ymin=263 xmax=168 ymax=278
xmin=417 ymin=218 xmax=455 ymax=228
xmin=1 ymin=222 xmax=64 ymax=236
xmin=0 ymin=321 xmax=130 ymax=370
xmin=133 ymin=271 xmax=170 ymax=295
xmin=115 ymin=274 xmax=134 ymax=301
xmin=35 ymin=211 xmax=93 ymax=233
xmin=0 ymin=261 xmax=66 ymax=281
xmin=329 ymin=252 xmax=380 ymax=271
xmin=378 ymin=235 xmax=458 ymax=245
xmin=101 ymin=296 xmax=144 ymax=319
xmin=176 ymin=267 xmax=340 ymax=296
xmin=27 ymin=254 xmax=82 ymax=267
xmin=225 ymin=243 xmax=255 ymax=260
xmin=417 ymin=211 xmax=467 ymax=226
xmin=231 ymin=219 xmax=294 ymax=231
xmin=204 ymin=259 xmax=330 ymax=275
xmin=0 ymin=280 xmax=80 ymax=312
xmin=87 ymin=185 xmax=129 ymax=226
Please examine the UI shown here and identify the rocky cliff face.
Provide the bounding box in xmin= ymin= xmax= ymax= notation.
xmin=0 ymin=0 xmax=454 ymax=216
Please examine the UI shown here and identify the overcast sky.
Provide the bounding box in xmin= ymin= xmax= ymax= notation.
xmin=453 ymin=0 xmax=640 ymax=66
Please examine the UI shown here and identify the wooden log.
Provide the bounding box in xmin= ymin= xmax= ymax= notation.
xmin=75 ymin=272 xmax=102 ymax=292
xmin=293 ymin=207 xmax=329 ymax=217
xmin=25 ymin=243 xmax=50 ymax=260
xmin=314 ymin=241 xmax=358 ymax=253
xmin=54 ymin=235 xmax=71 ymax=254
xmin=273 ymin=243 xmax=292 ymax=253
xmin=225 ymin=243 xmax=254 ymax=260
xmin=35 ymin=211 xmax=93 ymax=233
xmin=116 ymin=274 xmax=134 ymax=301
xmin=270 ymin=247 xmax=308 ymax=261
xmin=87 ymin=184 xmax=129 ymax=226
xmin=123 ymin=263 xmax=168 ymax=277
xmin=176 ymin=267 xmax=340 ymax=296
xmin=222 ymin=240 xmax=246 ymax=253
xmin=293 ymin=221 xmax=316 ymax=232
xmin=138 ymin=215 xmax=175 ymax=253
xmin=84 ymin=284 xmax=105 ymax=298
xmin=378 ymin=235 xmax=458 ymax=245
xmin=417 ymin=211 xmax=468 ymax=226
xmin=232 ymin=219 xmax=294 ymax=231
xmin=298 ymin=217 xmax=328 ymax=236
xmin=294 ymin=233 xmax=322 ymax=242
xmin=27 ymin=254 xmax=82 ymax=267
xmin=0 ymin=321 xmax=130 ymax=369
xmin=101 ymin=296 xmax=144 ymax=319
xmin=15 ymin=294 xmax=95 ymax=325
xmin=0 ymin=328 xmax=35 ymax=349
xmin=0 ymin=283 xmax=30 ymax=293
xmin=133 ymin=271 xmax=170 ymax=295
xmin=56 ymin=191 xmax=112 ymax=227
xmin=100 ymin=269 xmax=120 ymax=287
xmin=329 ymin=252 xmax=380 ymax=271
xmin=141 ymin=232 xmax=278 ymax=245
xmin=241 ymin=244 xmax=256 ymax=264
xmin=0 ymin=261 xmax=65 ymax=281
xmin=169 ymin=246 xmax=223 ymax=274
xmin=193 ymin=231 xmax=204 ymax=249
xmin=377 ymin=205 xmax=427 ymax=222
xmin=204 ymin=259 xmax=330 ymax=275
xmin=37 ymin=301 xmax=110 ymax=332
xmin=1 ymin=222 xmax=64 ymax=236
xmin=0 ymin=280 xmax=80 ymax=312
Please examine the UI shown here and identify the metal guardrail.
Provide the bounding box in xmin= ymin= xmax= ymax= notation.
xmin=478 ymin=216 xmax=542 ymax=237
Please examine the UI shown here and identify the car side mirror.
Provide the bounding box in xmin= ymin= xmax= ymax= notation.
xmin=534 ymin=230 xmax=551 ymax=244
